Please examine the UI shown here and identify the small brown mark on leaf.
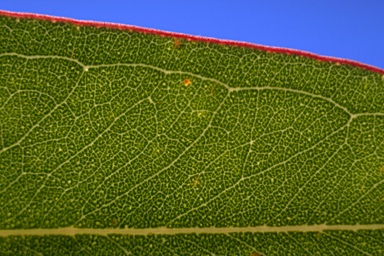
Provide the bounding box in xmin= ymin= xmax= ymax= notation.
xmin=112 ymin=219 xmax=118 ymax=226
xmin=174 ymin=38 xmax=184 ymax=48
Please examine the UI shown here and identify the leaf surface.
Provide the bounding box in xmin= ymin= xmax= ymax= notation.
xmin=0 ymin=11 xmax=384 ymax=255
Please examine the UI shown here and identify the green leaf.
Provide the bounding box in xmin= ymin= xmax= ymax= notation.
xmin=1 ymin=12 xmax=384 ymax=255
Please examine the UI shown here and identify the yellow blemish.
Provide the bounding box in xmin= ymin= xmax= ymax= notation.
xmin=191 ymin=176 xmax=200 ymax=188
xmin=51 ymin=20 xmax=57 ymax=23
xmin=76 ymin=26 xmax=80 ymax=31
xmin=16 ymin=18 xmax=20 ymax=22
xmin=108 ymin=111 xmax=115 ymax=121
xmin=380 ymin=165 xmax=384 ymax=173
xmin=184 ymin=78 xmax=191 ymax=87
xmin=197 ymin=111 xmax=203 ymax=117
xmin=335 ymin=62 xmax=340 ymax=66
xmin=209 ymin=85 xmax=216 ymax=95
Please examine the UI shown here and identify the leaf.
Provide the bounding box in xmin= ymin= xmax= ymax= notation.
xmin=1 ymin=11 xmax=384 ymax=255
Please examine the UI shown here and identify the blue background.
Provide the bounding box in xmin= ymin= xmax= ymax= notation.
xmin=1 ymin=0 xmax=383 ymax=69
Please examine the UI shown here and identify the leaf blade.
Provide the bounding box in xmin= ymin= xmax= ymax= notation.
xmin=0 ymin=11 xmax=384 ymax=255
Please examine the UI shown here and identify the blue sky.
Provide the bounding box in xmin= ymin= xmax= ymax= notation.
xmin=1 ymin=0 xmax=383 ymax=69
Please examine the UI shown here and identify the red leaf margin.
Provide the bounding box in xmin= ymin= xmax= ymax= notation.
xmin=1 ymin=10 xmax=383 ymax=75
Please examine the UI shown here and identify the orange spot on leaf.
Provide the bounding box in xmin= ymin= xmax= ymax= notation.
xmin=184 ymin=78 xmax=191 ymax=86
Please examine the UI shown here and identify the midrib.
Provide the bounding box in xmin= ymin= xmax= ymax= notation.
xmin=1 ymin=224 xmax=383 ymax=236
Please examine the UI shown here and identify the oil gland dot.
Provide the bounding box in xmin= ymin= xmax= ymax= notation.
xmin=184 ymin=78 xmax=191 ymax=87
